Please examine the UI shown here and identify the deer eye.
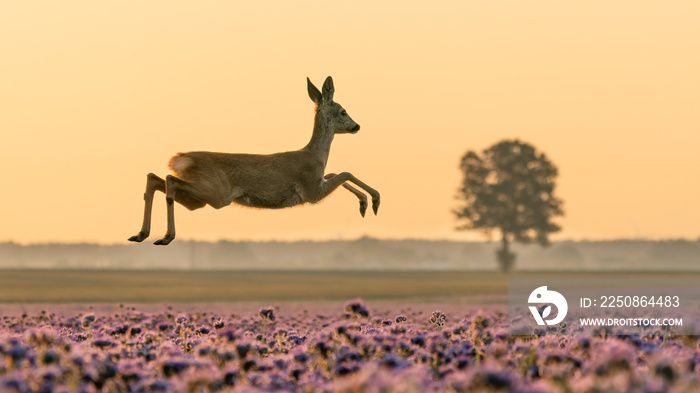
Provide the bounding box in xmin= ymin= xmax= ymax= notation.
xmin=341 ymin=110 xmax=347 ymax=116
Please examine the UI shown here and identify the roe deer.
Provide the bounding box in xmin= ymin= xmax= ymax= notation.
xmin=128 ymin=76 xmax=380 ymax=245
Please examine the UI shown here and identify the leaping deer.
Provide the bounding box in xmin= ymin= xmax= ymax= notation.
xmin=128 ymin=76 xmax=380 ymax=245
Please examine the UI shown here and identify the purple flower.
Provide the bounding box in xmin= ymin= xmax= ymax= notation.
xmin=259 ymin=308 xmax=276 ymax=322
xmin=430 ymin=311 xmax=447 ymax=327
xmin=344 ymin=299 xmax=370 ymax=318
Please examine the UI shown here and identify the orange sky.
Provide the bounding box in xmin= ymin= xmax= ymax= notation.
xmin=1 ymin=1 xmax=699 ymax=244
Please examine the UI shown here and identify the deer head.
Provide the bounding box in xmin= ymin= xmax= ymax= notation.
xmin=307 ymin=76 xmax=360 ymax=134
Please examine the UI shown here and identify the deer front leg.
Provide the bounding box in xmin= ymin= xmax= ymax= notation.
xmin=128 ymin=173 xmax=165 ymax=242
xmin=322 ymin=172 xmax=380 ymax=215
xmin=324 ymin=173 xmax=369 ymax=217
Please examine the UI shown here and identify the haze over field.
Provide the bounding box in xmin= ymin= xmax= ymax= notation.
xmin=1 ymin=239 xmax=699 ymax=271
xmin=1 ymin=2 xmax=699 ymax=245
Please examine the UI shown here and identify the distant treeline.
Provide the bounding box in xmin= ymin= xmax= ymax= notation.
xmin=0 ymin=237 xmax=699 ymax=271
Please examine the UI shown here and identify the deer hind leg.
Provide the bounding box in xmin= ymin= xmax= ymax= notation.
xmin=322 ymin=172 xmax=380 ymax=216
xmin=128 ymin=173 xmax=165 ymax=242
xmin=324 ymin=173 xmax=370 ymax=217
xmin=154 ymin=175 xmax=206 ymax=246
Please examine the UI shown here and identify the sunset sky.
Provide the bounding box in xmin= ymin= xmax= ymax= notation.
xmin=1 ymin=1 xmax=698 ymax=244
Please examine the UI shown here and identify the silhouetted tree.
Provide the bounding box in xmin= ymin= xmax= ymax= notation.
xmin=454 ymin=139 xmax=564 ymax=272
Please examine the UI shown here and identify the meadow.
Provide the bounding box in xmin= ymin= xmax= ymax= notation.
xmin=0 ymin=270 xmax=686 ymax=303
xmin=1 ymin=271 xmax=699 ymax=392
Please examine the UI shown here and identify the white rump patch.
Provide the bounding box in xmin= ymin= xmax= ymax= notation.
xmin=170 ymin=155 xmax=194 ymax=175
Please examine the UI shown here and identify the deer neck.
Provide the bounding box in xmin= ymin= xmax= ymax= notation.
xmin=304 ymin=110 xmax=334 ymax=166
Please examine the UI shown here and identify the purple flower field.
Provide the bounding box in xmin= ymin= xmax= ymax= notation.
xmin=1 ymin=300 xmax=699 ymax=392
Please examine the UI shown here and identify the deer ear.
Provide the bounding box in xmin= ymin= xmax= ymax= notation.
xmin=307 ymin=78 xmax=323 ymax=104
xmin=322 ymin=76 xmax=334 ymax=102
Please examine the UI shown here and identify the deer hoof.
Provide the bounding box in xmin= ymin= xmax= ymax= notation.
xmin=359 ymin=201 xmax=367 ymax=217
xmin=128 ymin=232 xmax=148 ymax=242
xmin=372 ymin=199 xmax=380 ymax=215
xmin=154 ymin=235 xmax=174 ymax=246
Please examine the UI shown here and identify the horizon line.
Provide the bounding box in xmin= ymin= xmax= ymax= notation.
xmin=2 ymin=235 xmax=699 ymax=247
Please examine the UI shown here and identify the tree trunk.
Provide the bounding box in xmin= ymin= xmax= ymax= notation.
xmin=496 ymin=230 xmax=516 ymax=272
